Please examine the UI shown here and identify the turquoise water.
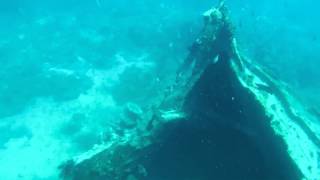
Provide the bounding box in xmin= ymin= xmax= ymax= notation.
xmin=0 ymin=0 xmax=319 ymax=179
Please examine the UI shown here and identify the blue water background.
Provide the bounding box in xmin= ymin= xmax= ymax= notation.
xmin=0 ymin=0 xmax=319 ymax=179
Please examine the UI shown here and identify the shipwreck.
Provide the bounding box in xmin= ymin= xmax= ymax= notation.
xmin=59 ymin=2 xmax=320 ymax=180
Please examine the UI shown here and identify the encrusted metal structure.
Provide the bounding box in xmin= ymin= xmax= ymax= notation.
xmin=60 ymin=3 xmax=320 ymax=180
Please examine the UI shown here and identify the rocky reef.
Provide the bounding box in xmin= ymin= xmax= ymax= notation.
xmin=59 ymin=3 xmax=320 ymax=180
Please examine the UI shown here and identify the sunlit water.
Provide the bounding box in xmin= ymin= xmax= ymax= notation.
xmin=0 ymin=0 xmax=319 ymax=179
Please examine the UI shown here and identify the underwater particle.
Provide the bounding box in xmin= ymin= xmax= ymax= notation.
xmin=18 ymin=34 xmax=25 ymax=40
xmin=213 ymin=55 xmax=219 ymax=63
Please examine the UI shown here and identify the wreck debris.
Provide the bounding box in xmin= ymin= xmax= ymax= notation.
xmin=60 ymin=3 xmax=320 ymax=180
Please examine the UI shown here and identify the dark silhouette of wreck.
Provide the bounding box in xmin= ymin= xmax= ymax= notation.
xmin=60 ymin=3 xmax=320 ymax=180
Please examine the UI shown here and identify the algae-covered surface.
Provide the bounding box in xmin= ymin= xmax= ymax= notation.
xmin=0 ymin=1 xmax=319 ymax=180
